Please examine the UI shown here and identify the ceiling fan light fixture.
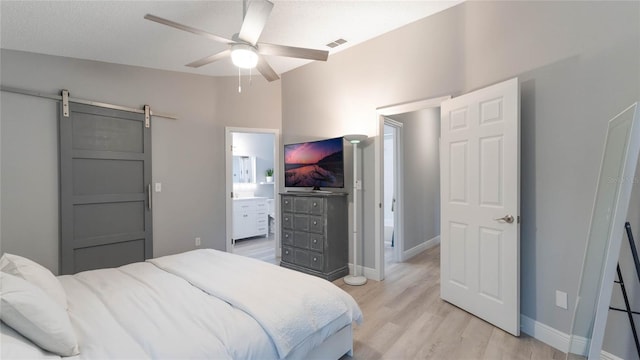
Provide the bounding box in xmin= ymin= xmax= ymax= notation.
xmin=231 ymin=44 xmax=259 ymax=69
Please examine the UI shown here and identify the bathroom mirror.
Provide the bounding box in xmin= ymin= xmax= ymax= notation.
xmin=233 ymin=156 xmax=256 ymax=184
xmin=567 ymin=103 xmax=640 ymax=359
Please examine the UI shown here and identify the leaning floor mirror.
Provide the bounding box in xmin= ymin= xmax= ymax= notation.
xmin=568 ymin=102 xmax=640 ymax=359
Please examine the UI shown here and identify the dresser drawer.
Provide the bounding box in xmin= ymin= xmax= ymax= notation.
xmin=309 ymin=253 xmax=324 ymax=271
xmin=293 ymin=214 xmax=310 ymax=231
xmin=309 ymin=198 xmax=324 ymax=215
xmin=293 ymin=197 xmax=311 ymax=213
xmin=294 ymin=249 xmax=310 ymax=267
xmin=282 ymin=213 xmax=293 ymax=229
xmin=309 ymin=234 xmax=324 ymax=252
xmin=293 ymin=231 xmax=309 ymax=249
xmin=282 ymin=196 xmax=293 ymax=212
xmin=282 ymin=246 xmax=294 ymax=263
xmin=282 ymin=230 xmax=294 ymax=245
xmin=309 ymin=215 xmax=324 ymax=234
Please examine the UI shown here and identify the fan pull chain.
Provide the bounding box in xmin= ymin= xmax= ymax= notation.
xmin=238 ymin=67 xmax=242 ymax=93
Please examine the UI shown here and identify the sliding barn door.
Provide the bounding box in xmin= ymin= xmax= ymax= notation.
xmin=59 ymin=103 xmax=152 ymax=274
xmin=440 ymin=78 xmax=520 ymax=335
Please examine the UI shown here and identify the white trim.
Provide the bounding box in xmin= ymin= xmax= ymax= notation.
xmin=373 ymin=95 xmax=450 ymax=281
xmin=402 ymin=235 xmax=440 ymax=261
xmin=377 ymin=96 xmax=451 ymax=116
xmin=600 ymin=350 xmax=624 ymax=360
xmin=520 ymin=315 xmax=573 ymax=353
xmin=373 ymin=116 xmax=384 ymax=281
xmin=348 ymin=263 xmax=378 ymax=280
xmin=520 ymin=315 xmax=623 ymax=360
xmin=383 ymin=119 xmax=404 ymax=265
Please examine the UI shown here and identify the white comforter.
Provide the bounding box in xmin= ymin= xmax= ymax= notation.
xmin=42 ymin=249 xmax=362 ymax=359
xmin=149 ymin=249 xmax=362 ymax=358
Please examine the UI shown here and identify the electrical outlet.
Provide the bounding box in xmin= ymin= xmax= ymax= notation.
xmin=556 ymin=290 xmax=568 ymax=309
xmin=195 ymin=237 xmax=201 ymax=247
xmin=355 ymin=180 xmax=362 ymax=190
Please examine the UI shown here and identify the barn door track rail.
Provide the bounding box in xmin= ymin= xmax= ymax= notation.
xmin=1 ymin=86 xmax=177 ymax=126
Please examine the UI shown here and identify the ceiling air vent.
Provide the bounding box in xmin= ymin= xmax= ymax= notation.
xmin=326 ymin=38 xmax=347 ymax=48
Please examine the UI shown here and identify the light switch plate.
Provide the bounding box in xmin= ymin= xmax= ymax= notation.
xmin=155 ymin=183 xmax=162 ymax=192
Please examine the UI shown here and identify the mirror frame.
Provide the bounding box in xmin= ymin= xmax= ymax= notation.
xmin=568 ymin=103 xmax=640 ymax=358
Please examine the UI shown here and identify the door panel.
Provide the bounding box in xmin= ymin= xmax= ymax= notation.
xmin=479 ymin=136 xmax=503 ymax=207
xmin=60 ymin=103 xmax=152 ymax=274
xmin=441 ymin=78 xmax=520 ymax=336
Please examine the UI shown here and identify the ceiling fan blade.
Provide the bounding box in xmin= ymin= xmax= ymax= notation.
xmin=258 ymin=43 xmax=329 ymax=61
xmin=186 ymin=49 xmax=231 ymax=68
xmin=256 ymin=57 xmax=280 ymax=82
xmin=238 ymin=0 xmax=274 ymax=45
xmin=144 ymin=14 xmax=234 ymax=45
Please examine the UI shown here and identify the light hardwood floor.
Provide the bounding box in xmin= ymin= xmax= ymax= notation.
xmin=233 ymin=235 xmax=277 ymax=264
xmin=336 ymin=245 xmax=566 ymax=360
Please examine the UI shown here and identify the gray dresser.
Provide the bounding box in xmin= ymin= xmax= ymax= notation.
xmin=280 ymin=192 xmax=348 ymax=281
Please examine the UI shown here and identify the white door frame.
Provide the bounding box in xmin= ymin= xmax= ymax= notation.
xmin=225 ymin=127 xmax=281 ymax=255
xmin=383 ymin=118 xmax=403 ymax=264
xmin=374 ymin=96 xmax=451 ymax=280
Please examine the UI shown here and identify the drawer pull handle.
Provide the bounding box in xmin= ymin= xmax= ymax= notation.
xmin=313 ymin=221 xmax=317 ymax=225
xmin=313 ymin=239 xmax=317 ymax=243
xmin=285 ymin=217 xmax=289 ymax=221
xmin=285 ymin=250 xmax=289 ymax=254
xmin=313 ymin=257 xmax=317 ymax=261
xmin=285 ymin=200 xmax=289 ymax=204
xmin=313 ymin=202 xmax=317 ymax=207
xmin=285 ymin=234 xmax=289 ymax=238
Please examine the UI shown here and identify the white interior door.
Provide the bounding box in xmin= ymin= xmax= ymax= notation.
xmin=440 ymin=78 xmax=520 ymax=335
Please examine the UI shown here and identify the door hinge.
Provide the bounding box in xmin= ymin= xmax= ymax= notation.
xmin=231 ymin=191 xmax=234 ymax=198
xmin=144 ymin=105 xmax=150 ymax=128
xmin=61 ymin=89 xmax=70 ymax=117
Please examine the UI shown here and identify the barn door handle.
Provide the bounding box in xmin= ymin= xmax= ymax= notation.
xmin=494 ymin=215 xmax=514 ymax=223
xmin=147 ymin=184 xmax=152 ymax=210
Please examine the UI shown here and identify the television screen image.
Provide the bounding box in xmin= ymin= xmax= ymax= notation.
xmin=284 ymin=137 xmax=344 ymax=189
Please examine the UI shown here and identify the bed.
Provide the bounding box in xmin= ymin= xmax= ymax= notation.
xmin=0 ymin=249 xmax=362 ymax=359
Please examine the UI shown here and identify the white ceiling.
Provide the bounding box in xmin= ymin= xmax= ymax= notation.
xmin=1 ymin=1 xmax=462 ymax=79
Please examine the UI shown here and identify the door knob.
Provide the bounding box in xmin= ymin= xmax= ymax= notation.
xmin=494 ymin=215 xmax=514 ymax=224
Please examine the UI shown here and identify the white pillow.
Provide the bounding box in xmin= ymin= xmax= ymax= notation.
xmin=0 ymin=272 xmax=79 ymax=356
xmin=1 ymin=322 xmax=61 ymax=359
xmin=0 ymin=253 xmax=67 ymax=309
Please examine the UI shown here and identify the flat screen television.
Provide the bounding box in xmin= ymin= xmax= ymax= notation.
xmin=284 ymin=136 xmax=344 ymax=190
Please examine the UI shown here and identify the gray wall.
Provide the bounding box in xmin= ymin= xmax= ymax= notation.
xmin=280 ymin=1 xmax=639 ymax=357
xmin=388 ymin=108 xmax=440 ymax=251
xmin=0 ymin=49 xmax=281 ymax=274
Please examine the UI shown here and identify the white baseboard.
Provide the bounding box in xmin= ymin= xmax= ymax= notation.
xmin=600 ymin=350 xmax=624 ymax=360
xmin=347 ymin=263 xmax=377 ymax=280
xmin=520 ymin=315 xmax=622 ymax=360
xmin=520 ymin=315 xmax=573 ymax=352
xmin=402 ymin=235 xmax=440 ymax=261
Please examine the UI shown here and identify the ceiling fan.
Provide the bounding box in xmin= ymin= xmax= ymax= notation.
xmin=144 ymin=0 xmax=329 ymax=82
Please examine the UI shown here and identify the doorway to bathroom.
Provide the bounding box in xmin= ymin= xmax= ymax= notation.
xmin=225 ymin=127 xmax=280 ymax=264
